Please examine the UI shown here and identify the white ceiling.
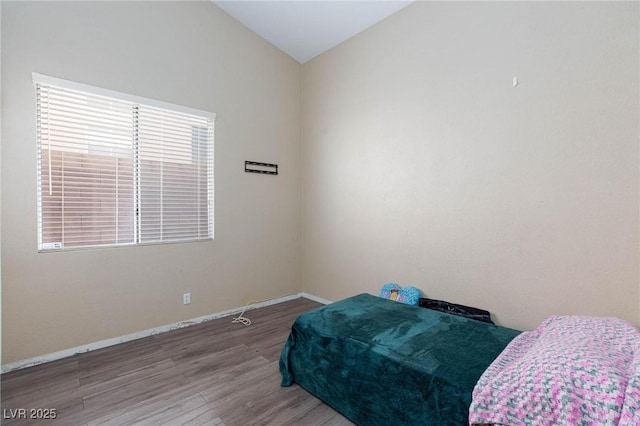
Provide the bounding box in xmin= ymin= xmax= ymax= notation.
xmin=212 ymin=1 xmax=413 ymax=63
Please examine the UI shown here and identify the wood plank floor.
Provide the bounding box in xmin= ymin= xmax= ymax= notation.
xmin=1 ymin=298 xmax=354 ymax=426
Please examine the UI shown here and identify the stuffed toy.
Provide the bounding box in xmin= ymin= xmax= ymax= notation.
xmin=379 ymin=283 xmax=421 ymax=305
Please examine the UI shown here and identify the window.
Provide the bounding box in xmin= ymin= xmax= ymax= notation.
xmin=34 ymin=74 xmax=215 ymax=250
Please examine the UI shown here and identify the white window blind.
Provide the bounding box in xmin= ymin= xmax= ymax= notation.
xmin=34 ymin=74 xmax=214 ymax=250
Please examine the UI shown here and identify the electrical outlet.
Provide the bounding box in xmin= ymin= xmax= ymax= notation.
xmin=183 ymin=293 xmax=191 ymax=305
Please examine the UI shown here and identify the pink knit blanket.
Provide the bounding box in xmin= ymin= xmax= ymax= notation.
xmin=469 ymin=315 xmax=640 ymax=425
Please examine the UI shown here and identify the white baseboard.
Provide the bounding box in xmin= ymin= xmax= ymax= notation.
xmin=1 ymin=292 xmax=327 ymax=374
xmin=300 ymin=292 xmax=333 ymax=305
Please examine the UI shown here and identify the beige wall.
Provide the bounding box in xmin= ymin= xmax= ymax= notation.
xmin=302 ymin=2 xmax=640 ymax=331
xmin=2 ymin=0 xmax=639 ymax=367
xmin=0 ymin=0 xmax=3 ymax=365
xmin=1 ymin=1 xmax=301 ymax=364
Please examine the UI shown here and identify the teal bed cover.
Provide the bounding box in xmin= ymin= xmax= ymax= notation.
xmin=279 ymin=293 xmax=520 ymax=425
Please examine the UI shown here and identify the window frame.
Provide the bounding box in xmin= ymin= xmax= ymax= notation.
xmin=33 ymin=73 xmax=216 ymax=252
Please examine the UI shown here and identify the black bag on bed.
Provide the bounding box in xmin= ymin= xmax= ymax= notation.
xmin=418 ymin=297 xmax=494 ymax=324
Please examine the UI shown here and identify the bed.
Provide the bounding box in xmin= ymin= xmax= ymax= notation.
xmin=279 ymin=293 xmax=520 ymax=425
xmin=469 ymin=315 xmax=640 ymax=425
xmin=280 ymin=293 xmax=640 ymax=426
